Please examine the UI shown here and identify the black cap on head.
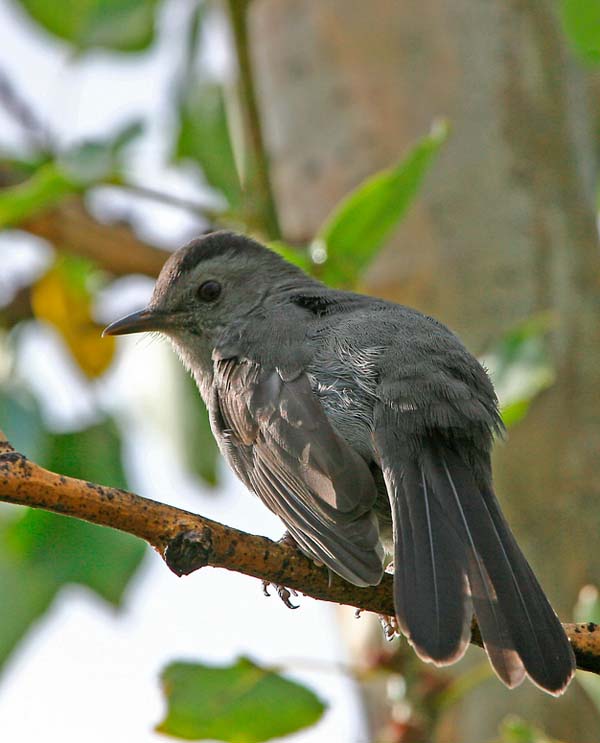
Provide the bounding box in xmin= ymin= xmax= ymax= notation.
xmin=177 ymin=231 xmax=268 ymax=275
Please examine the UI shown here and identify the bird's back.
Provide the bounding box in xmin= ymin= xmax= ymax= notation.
xmin=288 ymin=291 xmax=499 ymax=470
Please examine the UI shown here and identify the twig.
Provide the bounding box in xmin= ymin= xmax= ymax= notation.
xmin=21 ymin=196 xmax=171 ymax=277
xmin=0 ymin=430 xmax=598 ymax=676
xmin=0 ymin=68 xmax=52 ymax=151
xmin=0 ymin=170 xmax=219 ymax=278
xmin=225 ymin=0 xmax=281 ymax=239
xmin=114 ymin=182 xmax=223 ymax=224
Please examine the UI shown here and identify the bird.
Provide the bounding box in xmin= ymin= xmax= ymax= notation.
xmin=103 ymin=230 xmax=575 ymax=694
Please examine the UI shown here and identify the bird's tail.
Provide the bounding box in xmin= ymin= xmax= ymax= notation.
xmin=384 ymin=438 xmax=575 ymax=695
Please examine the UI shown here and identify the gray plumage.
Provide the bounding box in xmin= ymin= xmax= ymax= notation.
xmin=104 ymin=230 xmax=575 ymax=694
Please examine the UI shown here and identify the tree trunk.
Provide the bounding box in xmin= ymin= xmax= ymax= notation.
xmin=249 ymin=1 xmax=600 ymax=739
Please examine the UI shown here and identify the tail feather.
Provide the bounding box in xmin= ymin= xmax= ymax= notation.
xmin=422 ymin=443 xmax=575 ymax=694
xmin=479 ymin=486 xmax=575 ymax=694
xmin=387 ymin=460 xmax=472 ymax=664
xmin=432 ymin=454 xmax=525 ymax=687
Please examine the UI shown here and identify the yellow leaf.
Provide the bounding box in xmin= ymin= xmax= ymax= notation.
xmin=31 ymin=258 xmax=115 ymax=378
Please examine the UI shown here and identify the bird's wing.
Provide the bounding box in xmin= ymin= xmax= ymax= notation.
xmin=373 ymin=352 xmax=575 ymax=694
xmin=210 ymin=355 xmax=384 ymax=587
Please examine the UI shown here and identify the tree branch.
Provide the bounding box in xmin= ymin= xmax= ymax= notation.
xmin=0 ymin=428 xmax=598 ymax=676
xmin=22 ymin=196 xmax=171 ymax=277
xmin=0 ymin=167 xmax=211 ymax=279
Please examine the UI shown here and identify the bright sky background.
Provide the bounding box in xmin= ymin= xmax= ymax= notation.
xmin=0 ymin=1 xmax=370 ymax=740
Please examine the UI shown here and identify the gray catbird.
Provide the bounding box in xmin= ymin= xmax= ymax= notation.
xmin=104 ymin=230 xmax=575 ymax=694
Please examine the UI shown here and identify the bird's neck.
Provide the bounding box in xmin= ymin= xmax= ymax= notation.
xmin=167 ymin=333 xmax=215 ymax=405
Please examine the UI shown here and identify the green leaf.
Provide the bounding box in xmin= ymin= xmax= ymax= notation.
xmin=174 ymin=80 xmax=242 ymax=208
xmin=267 ymin=241 xmax=312 ymax=273
xmin=0 ymin=530 xmax=57 ymax=668
xmin=60 ymin=119 xmax=144 ymax=183
xmin=157 ymin=658 xmax=326 ymax=742
xmin=480 ymin=313 xmax=556 ymax=429
xmin=314 ymin=119 xmax=448 ymax=287
xmin=0 ymin=153 xmax=52 ymax=179
xmin=498 ymin=716 xmax=563 ymax=743
xmin=6 ymin=508 xmax=145 ymax=606
xmin=15 ymin=0 xmax=160 ymax=53
xmin=0 ymin=387 xmax=48 ymax=462
xmin=0 ymin=121 xmax=143 ymax=228
xmin=43 ymin=417 xmax=129 ymax=488
xmin=183 ymin=1 xmax=208 ymax=75
xmin=0 ymin=508 xmax=145 ymax=669
xmin=0 ymin=411 xmax=145 ymax=669
xmin=0 ymin=161 xmax=79 ymax=229
xmin=561 ymin=0 xmax=600 ymax=63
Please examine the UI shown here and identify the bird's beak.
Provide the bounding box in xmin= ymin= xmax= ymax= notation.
xmin=102 ymin=308 xmax=172 ymax=337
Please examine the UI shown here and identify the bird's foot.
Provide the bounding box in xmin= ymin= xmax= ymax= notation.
xmin=262 ymin=581 xmax=299 ymax=609
xmin=261 ymin=531 xmax=302 ymax=609
xmin=379 ymin=614 xmax=400 ymax=640
xmin=278 ymin=530 xmax=299 ymax=549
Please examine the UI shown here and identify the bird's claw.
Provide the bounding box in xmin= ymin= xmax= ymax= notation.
xmin=262 ymin=580 xmax=299 ymax=609
xmin=379 ymin=614 xmax=400 ymax=640
xmin=279 ymin=530 xmax=299 ymax=549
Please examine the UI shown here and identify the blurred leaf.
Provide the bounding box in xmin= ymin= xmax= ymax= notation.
xmin=0 ymin=386 xmax=48 ymax=462
xmin=5 ymin=508 xmax=144 ymax=606
xmin=177 ymin=368 xmax=219 ymax=486
xmin=0 ymin=161 xmax=78 ymax=228
xmin=111 ymin=119 xmax=145 ymax=152
xmin=268 ymin=241 xmax=312 ymax=272
xmin=313 ymin=119 xmax=448 ymax=287
xmin=43 ymin=416 xmax=129 ymax=487
xmin=574 ymin=585 xmax=600 ymax=714
xmin=157 ymin=657 xmax=326 ymax=741
xmin=31 ymin=254 xmax=116 ymax=377
xmin=0 ymin=415 xmax=145 ymax=669
xmin=183 ymin=1 xmax=207 ymax=74
xmin=0 ymin=528 xmax=57 ymax=669
xmin=561 ymin=0 xmax=600 ymax=63
xmin=174 ymin=80 xmax=242 ymax=208
xmin=0 ymin=152 xmax=52 ymax=179
xmin=0 ymin=121 xmax=143 ymax=229
xmin=435 ymin=660 xmax=493 ymax=713
xmin=481 ymin=313 xmax=556 ymax=428
xmin=60 ymin=119 xmax=144 ymax=183
xmin=16 ymin=0 xmax=160 ymax=53
xmin=574 ymin=585 xmax=600 ymax=625
xmin=144 ymin=353 xmax=220 ymax=488
xmin=497 ymin=716 xmax=565 ymax=743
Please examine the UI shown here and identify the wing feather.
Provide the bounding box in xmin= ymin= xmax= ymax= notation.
xmin=211 ymin=357 xmax=384 ymax=587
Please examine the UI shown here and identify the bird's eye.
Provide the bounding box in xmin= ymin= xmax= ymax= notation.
xmin=197 ymin=280 xmax=222 ymax=302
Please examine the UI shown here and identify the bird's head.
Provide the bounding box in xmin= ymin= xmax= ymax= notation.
xmin=103 ymin=231 xmax=306 ymax=345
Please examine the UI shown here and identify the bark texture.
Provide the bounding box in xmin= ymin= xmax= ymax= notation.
xmin=249 ymin=1 xmax=600 ymax=739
